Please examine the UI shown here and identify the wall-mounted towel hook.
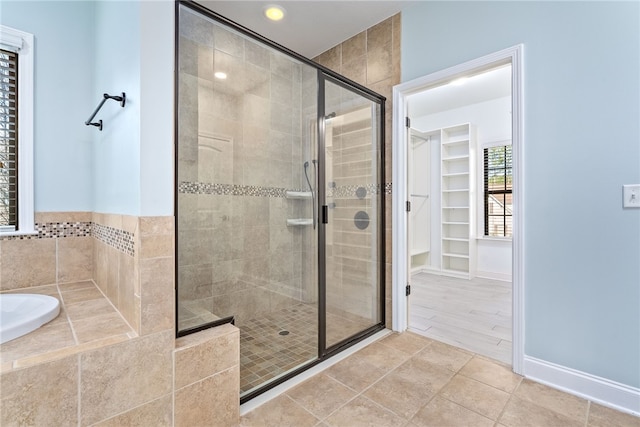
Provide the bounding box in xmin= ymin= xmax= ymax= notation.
xmin=85 ymin=92 xmax=126 ymax=131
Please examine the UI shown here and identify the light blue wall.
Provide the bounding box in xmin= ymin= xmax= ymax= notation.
xmin=92 ymin=1 xmax=141 ymax=215
xmin=2 ymin=1 xmax=174 ymax=216
xmin=402 ymin=1 xmax=640 ymax=388
xmin=1 ymin=1 xmax=95 ymax=212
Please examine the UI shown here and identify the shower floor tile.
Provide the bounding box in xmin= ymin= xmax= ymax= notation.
xmin=239 ymin=303 xmax=373 ymax=395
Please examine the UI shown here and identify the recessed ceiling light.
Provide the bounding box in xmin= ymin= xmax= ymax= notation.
xmin=214 ymin=71 xmax=227 ymax=80
xmin=264 ymin=5 xmax=286 ymax=21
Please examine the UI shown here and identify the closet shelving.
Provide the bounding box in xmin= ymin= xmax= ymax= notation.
xmin=440 ymin=123 xmax=476 ymax=278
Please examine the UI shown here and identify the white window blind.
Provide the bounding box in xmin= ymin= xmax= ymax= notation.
xmin=0 ymin=48 xmax=17 ymax=229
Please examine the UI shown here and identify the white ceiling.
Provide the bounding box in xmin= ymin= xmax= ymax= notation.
xmin=197 ymin=1 xmax=411 ymax=58
xmin=408 ymin=65 xmax=512 ymax=118
xmin=195 ymin=1 xmax=510 ymax=117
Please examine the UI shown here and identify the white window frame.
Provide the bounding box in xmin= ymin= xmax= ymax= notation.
xmin=0 ymin=25 xmax=34 ymax=236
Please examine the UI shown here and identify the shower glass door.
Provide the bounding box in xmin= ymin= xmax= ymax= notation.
xmin=320 ymin=76 xmax=384 ymax=350
xmin=177 ymin=1 xmax=384 ymax=403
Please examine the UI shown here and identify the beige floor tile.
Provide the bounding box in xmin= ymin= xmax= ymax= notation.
xmin=514 ymin=378 xmax=588 ymax=423
xmin=240 ymin=394 xmax=318 ymax=427
xmin=324 ymin=396 xmax=405 ymax=427
xmin=364 ymin=357 xmax=453 ymax=419
xmin=350 ymin=341 xmax=411 ymax=371
xmin=325 ymin=353 xmax=387 ymax=392
xmin=378 ymin=331 xmax=433 ymax=356
xmin=588 ymin=403 xmax=640 ymax=427
xmin=458 ymin=356 xmax=522 ymax=393
xmin=413 ymin=340 xmax=473 ymax=373
xmin=499 ymin=395 xmax=583 ymax=427
xmin=439 ymin=374 xmax=510 ymax=420
xmin=286 ymin=373 xmax=357 ymax=419
xmin=411 ymin=395 xmax=494 ymax=427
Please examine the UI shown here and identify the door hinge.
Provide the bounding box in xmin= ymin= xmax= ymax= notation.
xmin=405 ymin=116 xmax=411 ymax=128
xmin=406 ymin=200 xmax=411 ymax=212
xmin=406 ymin=284 xmax=411 ymax=296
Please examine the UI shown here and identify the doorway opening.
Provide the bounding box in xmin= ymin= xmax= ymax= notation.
xmin=392 ymin=46 xmax=524 ymax=373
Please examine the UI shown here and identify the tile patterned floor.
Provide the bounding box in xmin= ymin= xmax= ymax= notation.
xmin=240 ymin=332 xmax=640 ymax=427
xmin=240 ymin=303 xmax=373 ymax=395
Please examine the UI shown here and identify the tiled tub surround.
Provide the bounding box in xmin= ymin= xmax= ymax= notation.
xmin=0 ymin=280 xmax=135 ymax=370
xmin=1 ymin=323 xmax=239 ymax=426
xmin=0 ymin=213 xmax=239 ymax=427
xmin=0 ymin=212 xmax=94 ymax=291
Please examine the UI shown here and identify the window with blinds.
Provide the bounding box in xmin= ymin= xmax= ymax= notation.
xmin=0 ymin=48 xmax=17 ymax=230
xmin=484 ymin=145 xmax=512 ymax=237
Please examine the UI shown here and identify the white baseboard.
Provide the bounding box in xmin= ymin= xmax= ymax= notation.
xmin=475 ymin=270 xmax=512 ymax=282
xmin=524 ymin=356 xmax=640 ymax=416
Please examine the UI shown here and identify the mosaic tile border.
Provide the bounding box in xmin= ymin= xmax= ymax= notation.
xmin=92 ymin=223 xmax=135 ymax=257
xmin=0 ymin=221 xmax=92 ymax=241
xmin=179 ymin=181 xmax=394 ymax=197
xmin=179 ymin=182 xmax=288 ymax=197
xmin=0 ymin=222 xmax=136 ymax=257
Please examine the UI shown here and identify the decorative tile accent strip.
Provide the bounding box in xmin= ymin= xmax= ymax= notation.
xmin=178 ymin=181 xmax=394 ymax=198
xmin=0 ymin=221 xmax=92 ymax=241
xmin=328 ymin=183 xmax=381 ymax=198
xmin=178 ymin=181 xmax=287 ymax=197
xmin=92 ymin=223 xmax=135 ymax=256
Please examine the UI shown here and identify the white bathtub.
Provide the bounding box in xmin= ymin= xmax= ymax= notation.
xmin=0 ymin=293 xmax=61 ymax=344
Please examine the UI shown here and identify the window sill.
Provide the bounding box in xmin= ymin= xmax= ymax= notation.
xmin=478 ymin=235 xmax=512 ymax=242
xmin=0 ymin=229 xmax=38 ymax=238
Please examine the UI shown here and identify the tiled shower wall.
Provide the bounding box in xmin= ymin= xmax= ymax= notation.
xmin=177 ymin=10 xmax=317 ymax=328
xmin=314 ymin=14 xmax=401 ymax=328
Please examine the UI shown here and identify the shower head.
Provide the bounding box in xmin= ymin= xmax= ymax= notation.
xmin=304 ymin=161 xmax=309 ymax=168
xmin=325 ymin=112 xmax=336 ymax=120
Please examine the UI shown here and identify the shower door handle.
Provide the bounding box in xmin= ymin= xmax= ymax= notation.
xmin=321 ymin=205 xmax=329 ymax=224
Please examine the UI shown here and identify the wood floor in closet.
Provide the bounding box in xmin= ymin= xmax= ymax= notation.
xmin=409 ymin=272 xmax=512 ymax=365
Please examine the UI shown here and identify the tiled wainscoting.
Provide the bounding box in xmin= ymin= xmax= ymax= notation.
xmin=0 ymin=212 xmax=240 ymax=426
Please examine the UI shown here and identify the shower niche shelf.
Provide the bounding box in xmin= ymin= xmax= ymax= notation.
xmin=285 ymin=191 xmax=312 ymax=199
xmin=286 ymin=218 xmax=313 ymax=227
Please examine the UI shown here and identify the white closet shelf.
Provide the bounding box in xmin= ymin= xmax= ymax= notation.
xmin=443 ymin=172 xmax=470 ymax=177
xmin=442 ymin=138 xmax=470 ymax=145
xmin=442 ymin=189 xmax=470 ymax=193
xmin=442 ymin=237 xmax=469 ymax=242
xmin=442 ymin=252 xmax=470 ymax=259
xmin=443 ymin=221 xmax=470 ymax=225
xmin=442 ymin=155 xmax=469 ymax=161
xmin=442 ymin=206 xmax=470 ymax=209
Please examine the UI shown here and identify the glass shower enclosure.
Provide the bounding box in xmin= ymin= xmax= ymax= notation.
xmin=176 ymin=1 xmax=385 ymax=401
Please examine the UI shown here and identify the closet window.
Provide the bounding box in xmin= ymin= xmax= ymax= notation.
xmin=484 ymin=145 xmax=512 ymax=237
xmin=0 ymin=25 xmax=34 ymax=235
